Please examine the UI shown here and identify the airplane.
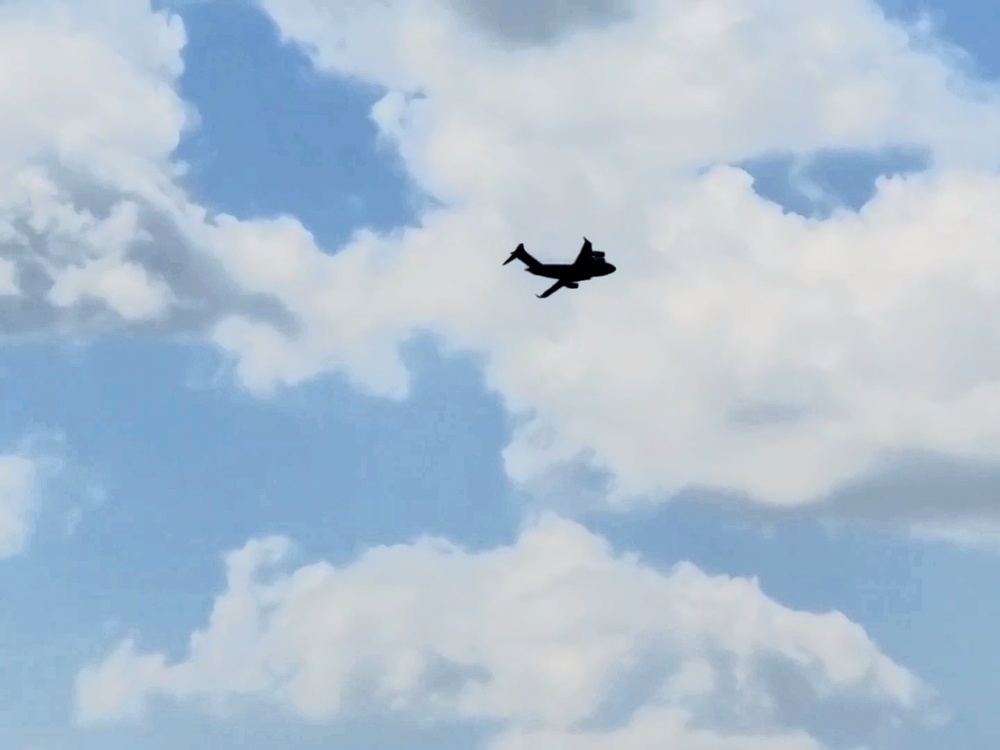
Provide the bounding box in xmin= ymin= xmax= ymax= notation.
xmin=502 ymin=237 xmax=616 ymax=298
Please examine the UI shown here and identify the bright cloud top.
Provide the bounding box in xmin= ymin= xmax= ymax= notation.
xmin=74 ymin=514 xmax=934 ymax=748
xmin=6 ymin=0 xmax=1000 ymax=516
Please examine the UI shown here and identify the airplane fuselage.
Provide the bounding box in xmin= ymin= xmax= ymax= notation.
xmin=527 ymin=261 xmax=616 ymax=281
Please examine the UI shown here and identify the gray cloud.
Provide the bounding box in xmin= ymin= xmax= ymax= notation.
xmin=817 ymin=452 xmax=1000 ymax=541
xmin=449 ymin=0 xmax=634 ymax=45
xmin=650 ymin=451 xmax=1000 ymax=548
xmin=0 ymin=161 xmax=296 ymax=345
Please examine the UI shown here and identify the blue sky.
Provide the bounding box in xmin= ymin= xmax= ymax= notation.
xmin=3 ymin=1 xmax=1000 ymax=748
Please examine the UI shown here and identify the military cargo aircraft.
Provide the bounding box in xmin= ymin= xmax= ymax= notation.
xmin=503 ymin=237 xmax=616 ymax=298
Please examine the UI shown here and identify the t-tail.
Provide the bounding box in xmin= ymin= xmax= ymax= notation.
xmin=503 ymin=243 xmax=540 ymax=269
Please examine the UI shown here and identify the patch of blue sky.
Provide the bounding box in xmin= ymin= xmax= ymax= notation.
xmin=880 ymin=0 xmax=1000 ymax=79
xmin=173 ymin=0 xmax=420 ymax=249
xmin=739 ymin=147 xmax=928 ymax=219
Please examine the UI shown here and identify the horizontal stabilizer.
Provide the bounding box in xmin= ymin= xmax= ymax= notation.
xmin=504 ymin=243 xmax=540 ymax=270
xmin=503 ymin=243 xmax=525 ymax=265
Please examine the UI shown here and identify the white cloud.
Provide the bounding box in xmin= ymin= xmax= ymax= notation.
xmin=0 ymin=0 xmax=190 ymax=335
xmin=210 ymin=0 xmax=1000 ymax=515
xmin=0 ymin=257 xmax=19 ymax=295
xmin=0 ymin=0 xmax=186 ymax=172
xmin=0 ymin=453 xmax=39 ymax=557
xmin=0 ymin=0 xmax=299 ymax=363
xmin=491 ymin=708 xmax=826 ymax=750
xmin=260 ymin=0 xmax=1000 ymax=171
xmin=44 ymin=200 xmax=173 ymax=320
xmin=74 ymin=514 xmax=933 ymax=747
xmin=8 ymin=0 xmax=1000 ymax=522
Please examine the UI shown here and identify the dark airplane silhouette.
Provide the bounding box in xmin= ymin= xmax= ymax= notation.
xmin=503 ymin=237 xmax=616 ymax=298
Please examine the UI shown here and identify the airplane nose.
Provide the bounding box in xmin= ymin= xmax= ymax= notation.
xmin=606 ymin=263 xmax=616 ymax=274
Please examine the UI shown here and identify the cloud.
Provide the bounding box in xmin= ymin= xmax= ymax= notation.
xmin=490 ymin=709 xmax=826 ymax=750
xmin=230 ymin=0 xmax=1000 ymax=516
xmin=0 ymin=452 xmax=39 ymax=557
xmin=447 ymin=0 xmax=635 ymax=45
xmin=74 ymin=514 xmax=935 ymax=747
xmin=0 ymin=0 xmax=184 ymax=334
xmin=797 ymin=451 xmax=1000 ymax=548
xmin=0 ymin=434 xmax=96 ymax=557
xmin=0 ymin=0 xmax=291 ymax=346
xmin=10 ymin=0 xmax=1000 ymax=524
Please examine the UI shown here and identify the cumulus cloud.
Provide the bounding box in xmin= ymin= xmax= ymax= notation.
xmin=234 ymin=0 xmax=1000 ymax=515
xmin=74 ymin=515 xmax=935 ymax=747
xmin=0 ymin=0 xmax=289 ymax=344
xmin=0 ymin=435 xmax=94 ymax=556
xmin=490 ymin=709 xmax=826 ymax=750
xmin=10 ymin=0 xmax=1000 ymax=521
xmin=0 ymin=0 xmax=185 ymax=334
xmin=0 ymin=452 xmax=38 ymax=557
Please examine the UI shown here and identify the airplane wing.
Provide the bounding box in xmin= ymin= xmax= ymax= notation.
xmin=537 ymin=279 xmax=569 ymax=298
xmin=573 ymin=237 xmax=594 ymax=265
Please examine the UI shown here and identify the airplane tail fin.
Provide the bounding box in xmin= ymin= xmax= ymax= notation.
xmin=503 ymin=243 xmax=540 ymax=269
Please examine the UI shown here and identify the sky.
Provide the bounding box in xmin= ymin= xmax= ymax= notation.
xmin=2 ymin=0 xmax=1000 ymax=748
